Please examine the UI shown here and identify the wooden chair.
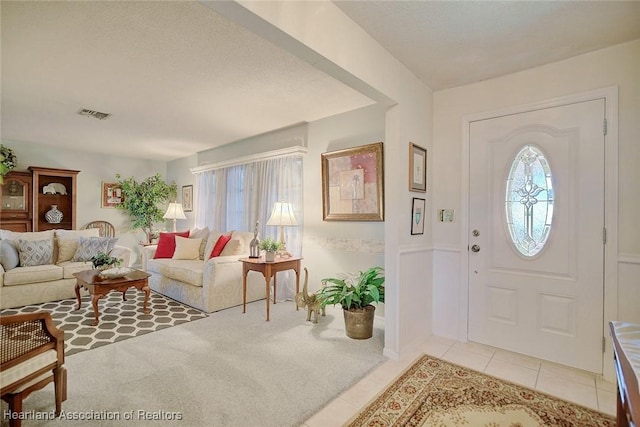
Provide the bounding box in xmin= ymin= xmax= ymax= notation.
xmin=610 ymin=321 xmax=640 ymax=427
xmin=1 ymin=312 xmax=67 ymax=427
xmin=84 ymin=220 xmax=116 ymax=238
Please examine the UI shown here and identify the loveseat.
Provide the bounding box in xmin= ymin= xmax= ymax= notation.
xmin=141 ymin=229 xmax=265 ymax=313
xmin=0 ymin=229 xmax=132 ymax=309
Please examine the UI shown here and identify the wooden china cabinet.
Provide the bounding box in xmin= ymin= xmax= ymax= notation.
xmin=29 ymin=166 xmax=80 ymax=231
xmin=0 ymin=171 xmax=33 ymax=232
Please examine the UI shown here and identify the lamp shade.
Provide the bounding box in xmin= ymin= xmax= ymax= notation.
xmin=266 ymin=202 xmax=297 ymax=226
xmin=163 ymin=202 xmax=187 ymax=220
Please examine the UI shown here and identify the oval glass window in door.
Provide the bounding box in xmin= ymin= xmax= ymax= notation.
xmin=505 ymin=145 xmax=554 ymax=257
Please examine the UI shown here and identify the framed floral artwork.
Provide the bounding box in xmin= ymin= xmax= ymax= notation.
xmin=321 ymin=142 xmax=384 ymax=221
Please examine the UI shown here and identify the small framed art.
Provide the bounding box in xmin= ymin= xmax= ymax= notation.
xmin=101 ymin=182 xmax=123 ymax=208
xmin=409 ymin=142 xmax=427 ymax=192
xmin=182 ymin=185 xmax=193 ymax=212
xmin=321 ymin=142 xmax=384 ymax=221
xmin=411 ymin=197 xmax=425 ymax=235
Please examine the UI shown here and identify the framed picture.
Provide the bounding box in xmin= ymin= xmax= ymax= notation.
xmin=411 ymin=197 xmax=426 ymax=235
xmin=321 ymin=142 xmax=384 ymax=221
xmin=182 ymin=185 xmax=193 ymax=212
xmin=409 ymin=142 xmax=427 ymax=192
xmin=101 ymin=182 xmax=123 ymax=208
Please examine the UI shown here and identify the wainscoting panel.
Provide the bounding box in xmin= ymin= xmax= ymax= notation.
xmin=618 ymin=253 xmax=640 ymax=323
xmin=432 ymin=245 xmax=461 ymax=340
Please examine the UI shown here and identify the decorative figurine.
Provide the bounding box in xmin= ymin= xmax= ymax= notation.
xmin=249 ymin=220 xmax=260 ymax=258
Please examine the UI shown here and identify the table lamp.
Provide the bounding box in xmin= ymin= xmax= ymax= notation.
xmin=163 ymin=202 xmax=186 ymax=232
xmin=266 ymin=202 xmax=297 ymax=252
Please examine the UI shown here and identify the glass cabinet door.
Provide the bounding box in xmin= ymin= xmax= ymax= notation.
xmin=2 ymin=178 xmax=27 ymax=211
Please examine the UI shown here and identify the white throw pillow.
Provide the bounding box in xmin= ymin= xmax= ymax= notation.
xmin=189 ymin=227 xmax=210 ymax=260
xmin=173 ymin=236 xmax=202 ymax=260
xmin=219 ymin=239 xmax=244 ymax=256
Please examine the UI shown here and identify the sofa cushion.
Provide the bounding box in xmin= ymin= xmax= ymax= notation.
xmin=0 ymin=240 xmax=20 ymax=271
xmin=154 ymin=231 xmax=190 ymax=259
xmin=59 ymin=261 xmax=94 ymax=279
xmin=3 ymin=265 xmax=64 ymax=286
xmin=173 ymin=236 xmax=201 ymax=260
xmin=18 ymin=238 xmax=53 ymax=267
xmin=203 ymin=230 xmax=224 ymax=262
xmin=147 ymin=259 xmax=204 ymax=287
xmin=189 ymin=227 xmax=210 ymax=260
xmin=210 ymin=234 xmax=233 ymax=259
xmin=1 ymin=230 xmax=55 ymax=260
xmin=55 ymin=228 xmax=100 ymax=263
xmin=219 ymin=238 xmax=244 ymax=256
xmin=72 ymin=236 xmax=117 ymax=262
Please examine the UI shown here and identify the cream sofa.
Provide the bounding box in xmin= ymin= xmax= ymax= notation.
xmin=0 ymin=229 xmax=132 ymax=309
xmin=141 ymin=229 xmax=265 ymax=313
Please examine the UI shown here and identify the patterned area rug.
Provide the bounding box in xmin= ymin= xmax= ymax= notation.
xmin=347 ymin=354 xmax=616 ymax=427
xmin=0 ymin=290 xmax=207 ymax=356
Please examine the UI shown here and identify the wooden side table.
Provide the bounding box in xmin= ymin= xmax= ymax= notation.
xmin=240 ymin=256 xmax=302 ymax=321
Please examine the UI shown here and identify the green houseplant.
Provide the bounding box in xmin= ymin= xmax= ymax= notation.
xmin=258 ymin=236 xmax=284 ymax=262
xmin=318 ymin=266 xmax=385 ymax=339
xmin=0 ymin=145 xmax=17 ymax=184
xmin=115 ymin=173 xmax=177 ymax=243
xmin=90 ymin=252 xmax=123 ymax=271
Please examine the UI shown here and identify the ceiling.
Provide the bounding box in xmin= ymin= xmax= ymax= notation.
xmin=2 ymin=1 xmax=639 ymax=162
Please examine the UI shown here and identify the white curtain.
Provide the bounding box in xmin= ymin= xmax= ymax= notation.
xmin=194 ymin=154 xmax=303 ymax=300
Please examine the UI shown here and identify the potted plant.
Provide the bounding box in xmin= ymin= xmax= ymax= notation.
xmin=115 ymin=173 xmax=177 ymax=243
xmin=258 ymin=236 xmax=283 ymax=262
xmin=317 ymin=266 xmax=385 ymax=339
xmin=91 ymin=252 xmax=123 ymax=271
xmin=0 ymin=145 xmax=17 ymax=184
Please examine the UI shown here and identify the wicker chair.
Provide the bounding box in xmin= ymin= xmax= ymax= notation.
xmin=84 ymin=220 xmax=116 ymax=238
xmin=1 ymin=312 xmax=67 ymax=426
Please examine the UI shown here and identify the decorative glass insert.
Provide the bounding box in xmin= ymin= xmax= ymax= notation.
xmin=505 ymin=145 xmax=554 ymax=257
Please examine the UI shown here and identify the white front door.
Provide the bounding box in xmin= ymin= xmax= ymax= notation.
xmin=468 ymin=99 xmax=605 ymax=373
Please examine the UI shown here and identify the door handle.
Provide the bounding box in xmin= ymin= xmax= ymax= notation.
xmin=471 ymin=244 xmax=480 ymax=253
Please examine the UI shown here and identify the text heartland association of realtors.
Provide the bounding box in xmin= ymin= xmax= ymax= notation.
xmin=3 ymin=409 xmax=183 ymax=421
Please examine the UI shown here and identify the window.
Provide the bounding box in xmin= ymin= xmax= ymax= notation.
xmin=505 ymin=145 xmax=554 ymax=257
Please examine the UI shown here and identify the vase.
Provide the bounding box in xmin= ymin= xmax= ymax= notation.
xmin=264 ymin=251 xmax=276 ymax=262
xmin=45 ymin=205 xmax=63 ymax=224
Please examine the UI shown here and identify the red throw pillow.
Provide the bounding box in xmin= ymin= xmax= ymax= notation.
xmin=209 ymin=234 xmax=232 ymax=258
xmin=154 ymin=231 xmax=190 ymax=259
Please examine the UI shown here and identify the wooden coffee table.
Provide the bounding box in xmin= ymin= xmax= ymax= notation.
xmin=74 ymin=269 xmax=152 ymax=326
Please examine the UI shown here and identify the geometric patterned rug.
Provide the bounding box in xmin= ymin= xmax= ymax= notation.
xmin=346 ymin=354 xmax=616 ymax=427
xmin=0 ymin=290 xmax=208 ymax=356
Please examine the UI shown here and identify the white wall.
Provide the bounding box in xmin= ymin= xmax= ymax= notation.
xmin=210 ymin=0 xmax=434 ymax=360
xmin=304 ymin=105 xmax=386 ymax=297
xmin=432 ymin=40 xmax=640 ymax=341
xmin=2 ymin=140 xmax=167 ymax=264
xmin=167 ymin=153 xmax=198 ymax=231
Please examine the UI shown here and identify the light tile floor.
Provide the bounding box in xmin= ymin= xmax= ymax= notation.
xmin=303 ymin=335 xmax=617 ymax=426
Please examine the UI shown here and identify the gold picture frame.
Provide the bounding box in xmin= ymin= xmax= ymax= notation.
xmin=101 ymin=182 xmax=123 ymax=208
xmin=321 ymin=142 xmax=384 ymax=221
xmin=409 ymin=142 xmax=427 ymax=192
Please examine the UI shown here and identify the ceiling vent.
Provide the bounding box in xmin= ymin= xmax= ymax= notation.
xmin=78 ymin=108 xmax=111 ymax=120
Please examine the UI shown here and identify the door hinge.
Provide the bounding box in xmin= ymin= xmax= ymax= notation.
xmin=603 ymin=227 xmax=607 ymax=244
xmin=603 ymin=118 xmax=608 ymax=135
xmin=602 ymin=336 xmax=606 ymax=353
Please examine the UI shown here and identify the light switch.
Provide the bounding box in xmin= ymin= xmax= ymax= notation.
xmin=439 ymin=209 xmax=455 ymax=223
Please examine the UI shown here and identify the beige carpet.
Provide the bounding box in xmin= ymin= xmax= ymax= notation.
xmin=347 ymin=354 xmax=616 ymax=427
